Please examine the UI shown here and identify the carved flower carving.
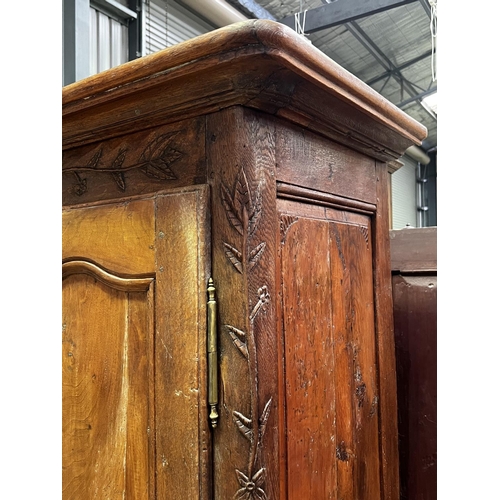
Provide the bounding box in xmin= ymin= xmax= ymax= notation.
xmin=234 ymin=468 xmax=267 ymax=500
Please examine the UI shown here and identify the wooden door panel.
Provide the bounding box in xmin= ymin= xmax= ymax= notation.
xmin=281 ymin=218 xmax=337 ymax=498
xmin=62 ymin=271 xmax=154 ymax=500
xmin=62 ymin=199 xmax=156 ymax=276
xmin=279 ymin=202 xmax=381 ymax=500
xmin=329 ymin=222 xmax=380 ymax=499
xmin=62 ymin=186 xmax=211 ymax=499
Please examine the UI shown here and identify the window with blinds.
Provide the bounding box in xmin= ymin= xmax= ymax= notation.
xmin=144 ymin=0 xmax=213 ymax=55
xmin=391 ymin=154 xmax=418 ymax=229
xmin=90 ymin=6 xmax=129 ymax=75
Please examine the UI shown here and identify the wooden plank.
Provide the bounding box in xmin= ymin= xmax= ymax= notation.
xmin=63 ymin=21 xmax=426 ymax=160
xmin=207 ymin=107 xmax=279 ymax=500
xmin=373 ymin=162 xmax=400 ymax=500
xmin=276 ymin=120 xmax=377 ymax=205
xmin=281 ymin=217 xmax=337 ymax=499
xmin=329 ymin=222 xmax=356 ymax=499
xmin=154 ymin=186 xmax=211 ymax=499
xmin=390 ymin=227 xmax=437 ymax=273
xmin=341 ymin=222 xmax=381 ymax=498
xmin=62 ymin=118 xmax=206 ymax=207
xmin=126 ymin=291 xmax=155 ymax=500
xmin=62 ymin=199 xmax=156 ymax=276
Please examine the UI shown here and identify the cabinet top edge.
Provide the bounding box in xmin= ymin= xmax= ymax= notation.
xmin=62 ymin=19 xmax=426 ymax=154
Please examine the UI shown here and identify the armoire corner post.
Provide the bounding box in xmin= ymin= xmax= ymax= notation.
xmin=62 ymin=19 xmax=427 ymax=500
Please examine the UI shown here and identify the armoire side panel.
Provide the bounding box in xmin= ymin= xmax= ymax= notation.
xmin=278 ymin=201 xmax=381 ymax=500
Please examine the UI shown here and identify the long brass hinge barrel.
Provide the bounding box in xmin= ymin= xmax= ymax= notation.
xmin=207 ymin=278 xmax=219 ymax=428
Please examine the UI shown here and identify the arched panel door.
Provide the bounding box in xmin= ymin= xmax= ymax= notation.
xmin=62 ymin=261 xmax=155 ymax=500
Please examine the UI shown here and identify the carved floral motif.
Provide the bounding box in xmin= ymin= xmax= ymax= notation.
xmin=63 ymin=132 xmax=183 ymax=195
xmin=222 ymin=167 xmax=272 ymax=500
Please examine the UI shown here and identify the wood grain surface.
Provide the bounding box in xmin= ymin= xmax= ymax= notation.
xmin=62 ymin=186 xmax=211 ymax=500
xmin=62 ymin=118 xmax=206 ymax=206
xmin=62 ymin=18 xmax=423 ymax=495
xmin=62 ymin=198 xmax=156 ymax=276
xmin=62 ymin=272 xmax=153 ymax=500
xmin=278 ymin=200 xmax=381 ymax=500
xmin=207 ymin=107 xmax=280 ymax=500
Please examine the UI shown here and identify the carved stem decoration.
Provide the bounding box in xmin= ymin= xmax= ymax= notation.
xmin=63 ymin=132 xmax=182 ymax=195
xmin=222 ymin=168 xmax=272 ymax=500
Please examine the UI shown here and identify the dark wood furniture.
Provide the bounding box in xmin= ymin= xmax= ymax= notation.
xmin=390 ymin=227 xmax=437 ymax=500
xmin=62 ymin=19 xmax=426 ymax=499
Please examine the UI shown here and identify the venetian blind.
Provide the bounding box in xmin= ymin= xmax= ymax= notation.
xmin=144 ymin=0 xmax=213 ymax=54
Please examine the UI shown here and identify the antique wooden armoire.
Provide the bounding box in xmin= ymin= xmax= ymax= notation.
xmin=62 ymin=20 xmax=426 ymax=500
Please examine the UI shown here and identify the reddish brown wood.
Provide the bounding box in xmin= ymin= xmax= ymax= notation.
xmin=373 ymin=162 xmax=400 ymax=500
xmin=275 ymin=119 xmax=377 ymax=204
xmin=391 ymin=228 xmax=437 ymax=500
xmin=281 ymin=217 xmax=336 ymax=498
xmin=278 ymin=199 xmax=382 ymax=500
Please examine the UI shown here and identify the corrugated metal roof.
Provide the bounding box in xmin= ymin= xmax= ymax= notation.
xmin=225 ymin=0 xmax=437 ymax=151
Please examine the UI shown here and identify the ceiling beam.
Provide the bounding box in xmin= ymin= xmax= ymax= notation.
xmin=280 ymin=0 xmax=418 ymax=34
xmin=419 ymin=0 xmax=432 ymax=19
xmin=345 ymin=21 xmax=437 ymax=121
xmin=397 ymin=87 xmax=437 ymax=108
xmin=366 ymin=49 xmax=433 ymax=86
xmin=231 ymin=0 xmax=275 ymax=20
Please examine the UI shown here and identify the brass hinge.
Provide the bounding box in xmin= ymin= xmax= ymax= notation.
xmin=207 ymin=278 xmax=219 ymax=428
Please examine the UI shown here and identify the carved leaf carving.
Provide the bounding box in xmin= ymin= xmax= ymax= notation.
xmin=222 ymin=185 xmax=244 ymax=235
xmin=139 ymin=132 xmax=177 ymax=161
xmin=248 ymin=184 xmax=263 ymax=237
xmin=233 ymin=411 xmax=253 ymax=442
xmin=111 ymin=172 xmax=126 ymax=191
xmin=224 ymin=242 xmax=243 ymax=273
xmin=87 ymin=149 xmax=103 ymax=169
xmin=249 ymin=242 xmax=266 ymax=270
xmin=65 ymin=132 xmax=184 ymax=195
xmin=111 ymin=148 xmax=127 ymax=169
xmin=280 ymin=214 xmax=299 ymax=244
xmin=259 ymin=398 xmax=272 ymax=438
xmin=234 ymin=168 xmax=251 ymax=216
xmin=226 ymin=325 xmax=248 ymax=359
xmin=109 ymin=149 xmax=128 ymax=191
xmin=137 ymin=134 xmax=179 ymax=180
xmin=72 ymin=172 xmax=87 ymax=196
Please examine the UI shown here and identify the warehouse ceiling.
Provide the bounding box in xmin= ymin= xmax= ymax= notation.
xmin=224 ymin=0 xmax=437 ymax=152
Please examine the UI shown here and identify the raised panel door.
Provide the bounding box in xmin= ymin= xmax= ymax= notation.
xmin=278 ymin=200 xmax=381 ymax=500
xmin=62 ymin=187 xmax=211 ymax=499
